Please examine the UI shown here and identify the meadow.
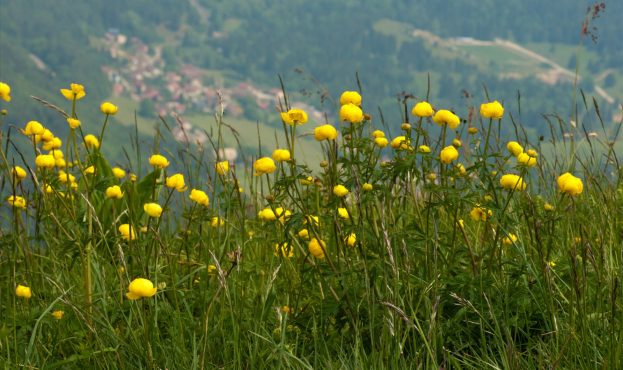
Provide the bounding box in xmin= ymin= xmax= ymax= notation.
xmin=0 ymin=80 xmax=621 ymax=369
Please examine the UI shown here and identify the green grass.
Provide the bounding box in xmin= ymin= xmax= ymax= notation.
xmin=1 ymin=80 xmax=622 ymax=369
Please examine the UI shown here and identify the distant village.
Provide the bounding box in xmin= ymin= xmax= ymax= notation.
xmin=100 ymin=29 xmax=324 ymax=145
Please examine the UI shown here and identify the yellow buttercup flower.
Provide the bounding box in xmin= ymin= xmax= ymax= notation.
xmin=456 ymin=163 xmax=467 ymax=176
xmin=143 ymin=203 xmax=163 ymax=218
xmin=84 ymin=166 xmax=95 ymax=175
xmin=339 ymin=103 xmax=364 ymax=123
xmin=517 ymin=152 xmax=537 ymax=167
xmin=339 ymin=91 xmax=362 ymax=106
xmin=333 ymin=185 xmax=349 ymax=197
xmin=15 ymin=284 xmax=32 ymax=299
xmin=526 ymin=149 xmax=538 ymax=158
xmin=272 ymin=148 xmax=291 ymax=162
xmin=126 ymin=278 xmax=157 ymax=300
xmin=215 ymin=160 xmax=230 ymax=175
xmin=337 ymin=207 xmax=349 ymax=219
xmin=105 ymin=185 xmax=124 ymax=199
xmin=210 ymin=217 xmax=225 ymax=227
xmin=469 ymin=205 xmax=493 ymax=222
xmin=468 ymin=127 xmax=478 ymax=135
xmin=502 ymin=233 xmax=518 ymax=245
xmin=0 ymin=82 xmax=11 ymax=102
xmin=100 ymin=101 xmax=118 ymax=115
xmin=12 ymin=166 xmax=27 ymax=181
xmin=253 ymin=157 xmax=276 ymax=175
xmin=165 ymin=173 xmax=187 ymax=192
xmin=58 ymin=171 xmax=76 ymax=184
xmin=544 ymin=203 xmax=555 ymax=212
xmin=426 ymin=173 xmax=437 ymax=181
xmin=7 ymin=195 xmax=27 ymax=209
xmin=362 ymin=183 xmax=373 ymax=191
xmin=345 ymin=233 xmax=356 ymax=247
xmin=258 ymin=207 xmax=277 ymax=221
xmin=308 ymin=238 xmax=326 ymax=259
xmin=314 ymin=124 xmax=338 ymax=141
xmin=112 ymin=167 xmax=126 ymax=179
xmin=149 ymin=154 xmax=170 ymax=169
xmin=35 ymin=154 xmax=55 ymax=169
xmin=274 ymin=242 xmax=294 ymax=257
xmin=500 ymin=174 xmax=527 ymax=191
xmin=412 ymin=101 xmax=434 ymax=117
xmin=401 ymin=123 xmax=411 ymax=131
xmin=374 ymin=137 xmax=389 ymax=148
xmin=189 ymin=189 xmax=210 ymax=207
xmin=280 ymin=108 xmax=308 ymax=125
xmin=506 ymin=141 xmax=523 ymax=157
xmin=480 ymin=100 xmax=504 ymax=119
xmin=84 ymin=134 xmax=100 ymax=149
xmin=452 ymin=138 xmax=462 ymax=148
xmin=119 ymin=224 xmax=136 ymax=241
xmin=418 ymin=145 xmax=431 ymax=154
xmin=60 ymin=83 xmax=85 ymax=101
xmin=52 ymin=310 xmax=65 ymax=320
xmin=22 ymin=121 xmax=45 ymax=136
xmin=432 ymin=109 xmax=460 ymax=130
xmin=67 ymin=117 xmax=81 ymax=129
xmin=371 ymin=130 xmax=385 ymax=138
xmin=390 ymin=136 xmax=410 ymax=150
xmin=42 ymin=137 xmax=62 ymax=151
xmin=298 ymin=229 xmax=309 ymax=239
xmin=557 ymin=173 xmax=583 ymax=196
xmin=440 ymin=146 xmax=459 ymax=164
xmin=40 ymin=129 xmax=54 ymax=142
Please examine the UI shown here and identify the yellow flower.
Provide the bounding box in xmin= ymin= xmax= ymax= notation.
xmin=526 ymin=149 xmax=538 ymax=157
xmin=105 ymin=185 xmax=124 ymax=199
xmin=0 ymin=82 xmax=11 ymax=102
xmin=499 ymin=174 xmax=527 ymax=191
xmin=426 ymin=172 xmax=437 ymax=181
xmin=207 ymin=264 xmax=218 ymax=275
xmin=337 ymin=207 xmax=349 ymax=219
xmin=557 ymin=173 xmax=583 ymax=196
xmin=280 ymin=108 xmax=308 ymax=125
xmin=35 ymin=154 xmax=55 ymax=169
xmin=468 ymin=127 xmax=478 ymax=135
xmin=215 ymin=160 xmax=230 ymax=175
xmin=440 ymin=146 xmax=459 ymax=164
xmin=189 ymin=189 xmax=210 ymax=207
xmin=129 ymin=173 xmax=137 ymax=181
xmin=84 ymin=134 xmax=100 ymax=149
xmin=126 ymin=278 xmax=157 ymax=300
xmin=456 ymin=163 xmax=467 ymax=176
xmin=333 ymin=185 xmax=349 ymax=197
xmin=15 ymin=284 xmax=32 ymax=299
xmin=281 ymin=306 xmax=292 ymax=314
xmin=502 ymin=233 xmax=518 ymax=245
xmin=479 ymin=100 xmax=504 ymax=119
xmin=60 ymin=83 xmax=85 ymax=101
xmin=362 ymin=183 xmax=373 ymax=191
xmin=457 ymin=219 xmax=465 ymax=229
xmin=7 ymin=195 xmax=27 ymax=209
xmin=272 ymin=148 xmax=291 ymax=162
xmin=308 ymin=238 xmax=326 ymax=259
xmin=58 ymin=171 xmax=76 ymax=184
xmin=112 ymin=167 xmax=126 ymax=179
xmin=339 ymin=103 xmax=364 ymax=123
xmin=253 ymin=157 xmax=276 ymax=175
xmin=345 ymin=233 xmax=356 ymax=247
xmin=211 ymin=217 xmax=225 ymax=227
xmin=12 ymin=166 xmax=27 ymax=181
xmin=274 ymin=207 xmax=291 ymax=223
xmin=470 ymin=205 xmax=493 ymax=222
xmin=372 ymin=130 xmax=385 ymax=138
xmin=304 ymin=215 xmax=320 ymax=226
xmin=418 ymin=145 xmax=431 ymax=154
xmin=118 ymin=224 xmax=136 ymax=241
xmin=432 ymin=109 xmax=460 ymax=130
xmin=314 ymin=124 xmax=338 ymax=141
xmin=258 ymin=207 xmax=277 ymax=221
xmin=274 ymin=242 xmax=294 ymax=257
xmin=452 ymin=138 xmax=462 ymax=148
xmin=544 ymin=203 xmax=555 ymax=212
xmin=165 ymin=173 xmax=187 ymax=192
xmin=42 ymin=137 xmax=62 ymax=151
xmin=52 ymin=310 xmax=65 ymax=320
xmin=401 ymin=123 xmax=411 ymax=130
xmin=100 ymin=101 xmax=118 ymax=115
xmin=39 ymin=129 xmax=54 ymax=142
xmin=85 ymin=166 xmax=95 ymax=175
xmin=390 ymin=136 xmax=410 ymax=150
xmin=412 ymin=101 xmax=434 ymax=117
xmin=517 ymin=152 xmax=537 ymax=167
xmin=548 ymin=261 xmax=556 ymax=268
xmin=339 ymin=91 xmax=362 ymax=106
xmin=143 ymin=203 xmax=163 ymax=218
xmin=374 ymin=137 xmax=389 ymax=148
xmin=67 ymin=117 xmax=81 ymax=129
xmin=22 ymin=121 xmax=45 ymax=136
xmin=506 ymin=141 xmax=523 ymax=157
xmin=149 ymin=154 xmax=170 ymax=169
xmin=298 ymin=229 xmax=309 ymax=238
